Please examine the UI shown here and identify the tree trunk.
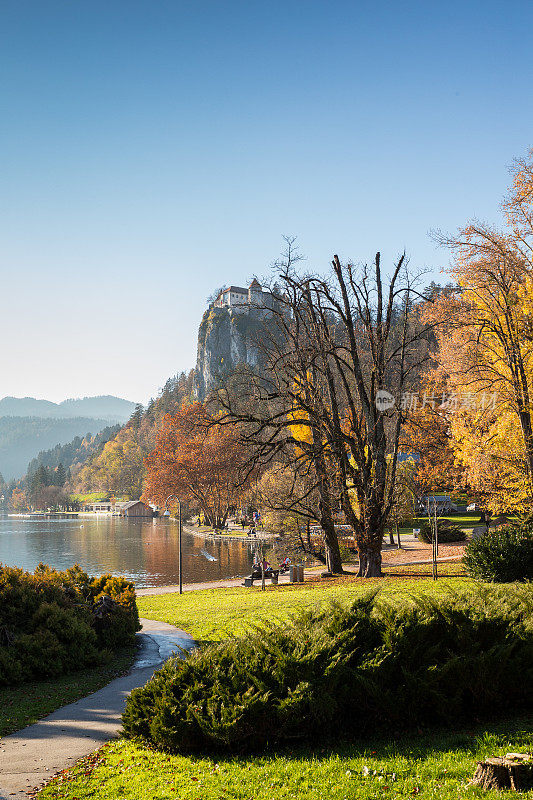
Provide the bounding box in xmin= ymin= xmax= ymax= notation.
xmin=313 ymin=435 xmax=343 ymax=574
xmin=324 ymin=525 xmax=343 ymax=574
xmin=357 ymin=545 xmax=383 ymax=577
xmin=319 ymin=503 xmax=343 ymax=573
xmin=316 ymin=490 xmax=343 ymax=573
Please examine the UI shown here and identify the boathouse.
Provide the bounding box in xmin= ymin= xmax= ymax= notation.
xmin=118 ymin=500 xmax=154 ymax=518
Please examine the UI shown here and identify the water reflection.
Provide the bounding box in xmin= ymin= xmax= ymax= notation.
xmin=0 ymin=516 xmax=256 ymax=588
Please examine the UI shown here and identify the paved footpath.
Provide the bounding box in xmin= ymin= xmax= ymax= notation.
xmin=0 ymin=619 xmax=195 ymax=800
xmin=135 ymin=554 xmax=463 ymax=596
xmin=0 ymin=548 xmax=462 ymax=797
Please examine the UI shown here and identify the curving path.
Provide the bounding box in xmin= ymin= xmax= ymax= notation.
xmin=0 ymin=619 xmax=195 ymax=800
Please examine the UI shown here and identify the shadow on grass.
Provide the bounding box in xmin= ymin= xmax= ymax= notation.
xmin=176 ymin=713 xmax=533 ymax=766
xmin=383 ymin=571 xmax=465 ymax=578
xmin=0 ymin=645 xmax=136 ymax=737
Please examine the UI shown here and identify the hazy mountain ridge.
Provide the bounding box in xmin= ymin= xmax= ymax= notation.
xmin=0 ymin=416 xmax=119 ymax=480
xmin=0 ymin=395 xmax=136 ymax=423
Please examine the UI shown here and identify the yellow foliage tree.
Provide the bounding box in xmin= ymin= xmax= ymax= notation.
xmin=433 ymin=148 xmax=533 ymax=511
xmin=75 ymin=429 xmax=147 ymax=498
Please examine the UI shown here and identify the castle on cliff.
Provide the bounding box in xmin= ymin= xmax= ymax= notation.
xmin=213 ymin=279 xmax=275 ymax=312
xmin=195 ymin=279 xmax=274 ymax=400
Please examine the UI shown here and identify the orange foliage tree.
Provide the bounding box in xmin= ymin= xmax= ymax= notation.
xmin=9 ymin=487 xmax=28 ymax=513
xmin=400 ymin=371 xmax=464 ymax=497
xmin=143 ymin=403 xmax=255 ymax=529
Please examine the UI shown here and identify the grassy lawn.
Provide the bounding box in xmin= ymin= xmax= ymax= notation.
xmin=0 ymin=646 xmax=136 ymax=737
xmin=137 ymin=562 xmax=468 ymax=643
xmin=37 ymin=715 xmax=533 ymax=799
xmin=41 ymin=564 xmax=529 ymax=800
xmin=397 ymin=514 xmax=480 ymax=536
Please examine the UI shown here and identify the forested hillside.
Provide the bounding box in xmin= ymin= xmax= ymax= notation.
xmin=70 ymin=371 xmax=196 ymax=498
xmin=26 ymin=425 xmax=121 ymax=478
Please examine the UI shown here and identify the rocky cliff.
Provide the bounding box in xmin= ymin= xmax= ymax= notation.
xmin=194 ymin=306 xmax=266 ymax=400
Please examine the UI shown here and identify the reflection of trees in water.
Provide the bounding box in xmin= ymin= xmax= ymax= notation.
xmin=142 ymin=522 xmax=254 ymax=583
xmin=0 ymin=517 xmax=254 ymax=588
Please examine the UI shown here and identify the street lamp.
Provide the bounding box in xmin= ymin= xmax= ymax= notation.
xmin=163 ymin=495 xmax=183 ymax=594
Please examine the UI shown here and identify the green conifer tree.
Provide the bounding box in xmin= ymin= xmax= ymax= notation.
xmin=129 ymin=404 xmax=144 ymax=430
xmin=56 ymin=463 xmax=66 ymax=487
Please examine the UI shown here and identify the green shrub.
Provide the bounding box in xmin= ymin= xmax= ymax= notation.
xmin=463 ymin=524 xmax=533 ymax=582
xmin=0 ymin=564 xmax=140 ymax=686
xmin=123 ymin=586 xmax=533 ymax=753
xmin=416 ymin=521 xmax=466 ymax=544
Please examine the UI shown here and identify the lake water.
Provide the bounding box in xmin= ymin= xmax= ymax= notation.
xmin=0 ymin=515 xmax=257 ymax=588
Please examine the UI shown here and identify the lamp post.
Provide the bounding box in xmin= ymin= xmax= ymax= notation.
xmin=163 ymin=495 xmax=182 ymax=594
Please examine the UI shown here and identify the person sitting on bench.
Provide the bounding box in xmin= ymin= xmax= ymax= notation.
xmin=244 ymin=559 xmax=279 ymax=585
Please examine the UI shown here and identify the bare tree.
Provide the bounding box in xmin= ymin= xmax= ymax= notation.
xmin=214 ymin=241 xmax=434 ymax=577
xmin=257 ymin=461 xmax=338 ymax=565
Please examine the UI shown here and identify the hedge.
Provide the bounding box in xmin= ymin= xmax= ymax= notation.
xmin=416 ymin=520 xmax=466 ymax=544
xmin=123 ymin=586 xmax=533 ymax=753
xmin=0 ymin=563 xmax=140 ymax=685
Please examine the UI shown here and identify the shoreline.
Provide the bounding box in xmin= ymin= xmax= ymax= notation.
xmin=187 ymin=527 xmax=278 ymax=542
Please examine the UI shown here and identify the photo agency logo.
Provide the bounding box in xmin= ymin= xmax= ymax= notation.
xmin=375 ymin=390 xmax=396 ymax=412
xmin=375 ymin=389 xmax=499 ymax=412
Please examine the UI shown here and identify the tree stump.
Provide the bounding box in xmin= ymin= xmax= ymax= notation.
xmin=470 ymin=754 xmax=533 ymax=791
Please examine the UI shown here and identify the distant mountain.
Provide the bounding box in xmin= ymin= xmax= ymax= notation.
xmin=0 ymin=397 xmax=59 ymax=418
xmin=0 ymin=416 xmax=117 ymax=480
xmin=0 ymin=395 xmax=136 ymax=423
xmin=57 ymin=396 xmax=137 ymax=422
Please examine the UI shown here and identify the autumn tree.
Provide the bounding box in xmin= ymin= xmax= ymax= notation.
xmin=256 ymin=461 xmax=340 ymax=565
xmin=76 ymin=431 xmax=146 ymax=497
xmin=400 ymin=371 xmax=464 ymax=497
xmin=143 ymin=403 xmax=256 ymax=529
xmin=31 ymin=484 xmax=68 ymax=511
xmin=386 ymin=458 xmax=419 ymax=543
xmin=432 ymin=148 xmax=533 ymax=510
xmin=73 ymin=371 xmax=196 ymax=497
xmin=10 ymin=487 xmax=28 ymax=512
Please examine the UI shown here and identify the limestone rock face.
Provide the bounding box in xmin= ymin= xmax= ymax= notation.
xmin=194 ymin=306 xmax=265 ymax=400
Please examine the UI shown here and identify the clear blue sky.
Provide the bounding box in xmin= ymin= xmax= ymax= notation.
xmin=1 ymin=0 xmax=531 ymax=404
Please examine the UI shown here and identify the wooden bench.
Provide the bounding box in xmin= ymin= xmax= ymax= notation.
xmin=243 ymin=571 xmax=279 ymax=587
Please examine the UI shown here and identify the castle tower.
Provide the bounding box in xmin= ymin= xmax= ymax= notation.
xmin=248 ymin=278 xmax=262 ymax=306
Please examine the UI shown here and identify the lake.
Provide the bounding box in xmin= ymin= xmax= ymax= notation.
xmin=0 ymin=515 xmax=257 ymax=588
